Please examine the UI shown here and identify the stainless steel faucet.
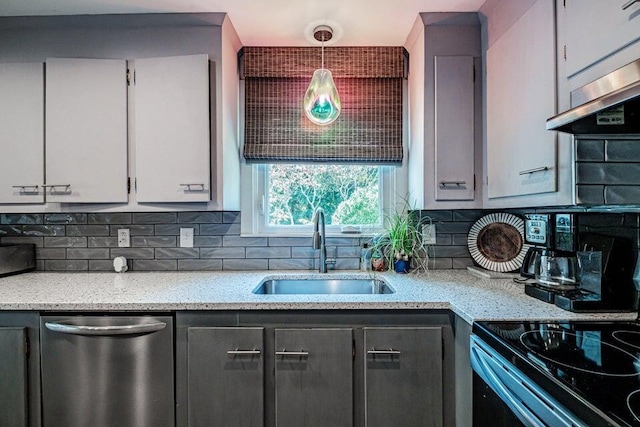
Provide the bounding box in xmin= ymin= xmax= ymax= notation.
xmin=312 ymin=208 xmax=335 ymax=273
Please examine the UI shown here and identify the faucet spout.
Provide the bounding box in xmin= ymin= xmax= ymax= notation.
xmin=312 ymin=208 xmax=329 ymax=273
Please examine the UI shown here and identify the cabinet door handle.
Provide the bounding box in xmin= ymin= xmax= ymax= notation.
xmin=439 ymin=181 xmax=467 ymax=187
xmin=227 ymin=349 xmax=261 ymax=356
xmin=42 ymin=184 xmax=71 ymax=194
xmin=622 ymin=0 xmax=639 ymax=10
xmin=367 ymin=348 xmax=401 ymax=355
xmin=180 ymin=183 xmax=206 ymax=192
xmin=276 ymin=349 xmax=309 ymax=357
xmin=518 ymin=166 xmax=549 ymax=175
xmin=12 ymin=185 xmax=39 ymax=194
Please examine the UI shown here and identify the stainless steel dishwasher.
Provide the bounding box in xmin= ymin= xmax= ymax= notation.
xmin=40 ymin=315 xmax=174 ymax=427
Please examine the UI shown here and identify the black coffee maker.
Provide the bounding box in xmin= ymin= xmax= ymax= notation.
xmin=520 ymin=213 xmax=638 ymax=312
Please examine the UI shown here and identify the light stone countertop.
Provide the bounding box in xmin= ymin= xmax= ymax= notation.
xmin=0 ymin=269 xmax=637 ymax=325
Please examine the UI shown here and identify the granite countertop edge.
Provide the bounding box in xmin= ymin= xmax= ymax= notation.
xmin=0 ymin=269 xmax=636 ymax=325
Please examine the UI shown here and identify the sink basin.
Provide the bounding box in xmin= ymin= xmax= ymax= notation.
xmin=253 ymin=278 xmax=395 ymax=295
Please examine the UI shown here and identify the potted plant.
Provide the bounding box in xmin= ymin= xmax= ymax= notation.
xmin=370 ymin=202 xmax=432 ymax=274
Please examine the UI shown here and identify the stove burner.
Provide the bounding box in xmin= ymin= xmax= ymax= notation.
xmin=613 ymin=330 xmax=640 ymax=350
xmin=520 ymin=330 xmax=640 ymax=377
xmin=628 ymin=390 xmax=640 ymax=422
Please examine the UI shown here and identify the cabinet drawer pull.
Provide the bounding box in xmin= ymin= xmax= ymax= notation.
xmin=42 ymin=184 xmax=71 ymax=193
xmin=276 ymin=349 xmax=309 ymax=357
xmin=622 ymin=0 xmax=639 ymax=10
xmin=367 ymin=348 xmax=401 ymax=356
xmin=518 ymin=166 xmax=549 ymax=175
xmin=180 ymin=183 xmax=206 ymax=192
xmin=227 ymin=348 xmax=261 ymax=356
xmin=12 ymin=185 xmax=39 ymax=194
xmin=439 ymin=181 xmax=466 ymax=187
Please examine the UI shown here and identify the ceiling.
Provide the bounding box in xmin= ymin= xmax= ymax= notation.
xmin=1 ymin=0 xmax=486 ymax=46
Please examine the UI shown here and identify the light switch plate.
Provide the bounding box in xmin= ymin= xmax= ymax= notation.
xmin=180 ymin=227 xmax=194 ymax=248
xmin=422 ymin=224 xmax=437 ymax=245
xmin=117 ymin=228 xmax=130 ymax=248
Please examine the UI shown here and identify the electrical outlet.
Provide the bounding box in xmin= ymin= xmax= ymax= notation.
xmin=180 ymin=227 xmax=194 ymax=248
xmin=422 ymin=224 xmax=437 ymax=245
xmin=117 ymin=228 xmax=130 ymax=248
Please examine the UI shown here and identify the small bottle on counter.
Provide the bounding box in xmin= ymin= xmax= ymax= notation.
xmin=360 ymin=243 xmax=372 ymax=271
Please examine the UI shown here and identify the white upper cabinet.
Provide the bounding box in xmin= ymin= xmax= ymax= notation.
xmin=45 ymin=58 xmax=128 ymax=203
xmin=133 ymin=54 xmax=212 ymax=203
xmin=486 ymin=0 xmax=557 ymax=200
xmin=564 ymin=0 xmax=640 ymax=78
xmin=434 ymin=56 xmax=475 ymax=201
xmin=0 ymin=63 xmax=44 ymax=204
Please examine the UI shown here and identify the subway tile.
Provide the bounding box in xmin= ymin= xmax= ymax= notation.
xmin=45 ymin=213 xmax=87 ymax=224
xmin=89 ymin=260 xmax=121 ymax=272
xmin=0 ymin=225 xmax=22 ymax=236
xmin=224 ymin=259 xmax=267 ymax=270
xmin=430 ymin=257 xmax=453 ymax=269
xmin=200 ymin=247 xmax=245 ymax=259
xmin=432 ymin=245 xmax=470 ymax=257
xmin=605 ymin=186 xmax=640 ymax=204
xmin=200 ymin=223 xmax=241 ymax=235
xmin=452 ymin=210 xmax=486 ymax=222
xmin=269 ymin=258 xmax=314 ymax=270
xmin=110 ymin=248 xmax=155 ymax=259
xmin=223 ymin=211 xmax=240 ymax=224
xmin=155 ymin=224 xmax=200 ymax=236
xmin=178 ymin=212 xmax=222 ymax=224
xmin=577 ymin=163 xmax=640 ymax=185
xmin=35 ymin=260 xmax=44 ymax=271
xmin=333 ymin=258 xmax=360 ymax=270
xmin=109 ymin=225 xmax=155 ymax=236
xmin=133 ymin=212 xmax=177 ymax=224
xmin=194 ymin=236 xmax=222 ymax=247
xmin=132 ymin=259 xmax=177 ymax=271
xmin=36 ymin=248 xmax=66 ymax=260
xmin=268 ymin=237 xmax=313 ymax=247
xmin=223 ymin=236 xmax=267 ymax=247
xmin=452 ymin=258 xmax=475 ymax=269
xmin=451 ymin=234 xmax=469 ymax=246
xmin=132 ymin=236 xmax=176 ymax=248
xmin=1 ymin=237 xmax=44 ymax=247
xmin=436 ymin=222 xmax=473 ymax=234
xmin=576 ymin=139 xmax=605 ymax=161
xmin=23 ymin=225 xmax=65 ymax=237
xmin=155 ymin=248 xmax=200 ymax=259
xmin=418 ymin=210 xmax=453 ymax=222
xmin=246 ymin=247 xmax=291 ymax=258
xmin=434 ymin=233 xmax=452 ymax=245
xmin=88 ymin=213 xmax=132 ymax=224
xmin=292 ymin=247 xmax=317 ymax=258
xmin=325 ymin=237 xmax=360 ymax=246
xmin=88 ymin=236 xmax=119 ymax=248
xmin=337 ymin=246 xmax=360 ymax=258
xmin=1 ymin=214 xmax=43 ymax=225
xmin=44 ymin=237 xmax=87 ymax=248
xmin=45 ymin=260 xmax=88 ymax=271
xmin=178 ymin=259 xmax=223 ymax=271
xmin=66 ymin=225 xmax=110 ymax=237
xmin=605 ymin=139 xmax=640 ymax=162
xmin=67 ymin=248 xmax=110 ymax=259
xmin=576 ymin=185 xmax=605 ymax=205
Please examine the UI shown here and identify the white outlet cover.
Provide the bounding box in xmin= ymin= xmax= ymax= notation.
xmin=117 ymin=228 xmax=130 ymax=247
xmin=422 ymin=224 xmax=437 ymax=245
xmin=180 ymin=227 xmax=194 ymax=248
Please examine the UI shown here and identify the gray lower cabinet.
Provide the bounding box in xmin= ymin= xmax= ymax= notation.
xmin=363 ymin=327 xmax=443 ymax=427
xmin=274 ymin=328 xmax=353 ymax=427
xmin=187 ymin=327 xmax=264 ymax=427
xmin=0 ymin=313 xmax=40 ymax=427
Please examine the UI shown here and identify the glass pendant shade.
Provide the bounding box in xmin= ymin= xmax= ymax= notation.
xmin=303 ymin=68 xmax=341 ymax=125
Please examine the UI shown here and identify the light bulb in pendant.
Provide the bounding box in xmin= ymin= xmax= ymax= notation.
xmin=303 ymin=68 xmax=341 ymax=125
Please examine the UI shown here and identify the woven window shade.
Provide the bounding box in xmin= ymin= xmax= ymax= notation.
xmin=242 ymin=47 xmax=406 ymax=164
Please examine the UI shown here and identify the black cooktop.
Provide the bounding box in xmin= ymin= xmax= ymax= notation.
xmin=474 ymin=321 xmax=640 ymax=426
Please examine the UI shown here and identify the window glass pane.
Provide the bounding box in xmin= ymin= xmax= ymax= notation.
xmin=267 ymin=164 xmax=380 ymax=226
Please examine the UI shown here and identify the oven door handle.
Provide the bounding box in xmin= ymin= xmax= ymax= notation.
xmin=471 ymin=343 xmax=546 ymax=427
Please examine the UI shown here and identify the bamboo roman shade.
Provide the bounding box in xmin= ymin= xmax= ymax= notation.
xmin=241 ymin=47 xmax=406 ymax=164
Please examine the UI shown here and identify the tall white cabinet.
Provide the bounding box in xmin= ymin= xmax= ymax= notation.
xmin=0 ymin=63 xmax=45 ymax=204
xmin=133 ymin=54 xmax=212 ymax=203
xmin=45 ymin=58 xmax=128 ymax=203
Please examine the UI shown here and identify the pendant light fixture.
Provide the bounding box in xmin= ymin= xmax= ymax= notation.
xmin=303 ymin=25 xmax=341 ymax=125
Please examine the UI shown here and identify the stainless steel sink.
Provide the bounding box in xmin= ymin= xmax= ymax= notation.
xmin=253 ymin=278 xmax=395 ymax=295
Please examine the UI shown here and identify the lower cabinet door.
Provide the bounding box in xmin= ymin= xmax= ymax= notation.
xmin=187 ymin=327 xmax=264 ymax=427
xmin=274 ymin=328 xmax=353 ymax=427
xmin=0 ymin=327 xmax=28 ymax=427
xmin=364 ymin=327 xmax=444 ymax=427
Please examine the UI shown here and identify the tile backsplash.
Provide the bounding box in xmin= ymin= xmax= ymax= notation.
xmin=0 ymin=210 xmax=489 ymax=272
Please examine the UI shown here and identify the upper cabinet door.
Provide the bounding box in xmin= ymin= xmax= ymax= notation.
xmin=434 ymin=56 xmax=475 ymax=201
xmin=134 ymin=55 xmax=211 ymax=203
xmin=45 ymin=58 xmax=128 ymax=203
xmin=486 ymin=0 xmax=557 ymax=199
xmin=0 ymin=63 xmax=44 ymax=204
xmin=565 ymin=0 xmax=640 ymax=77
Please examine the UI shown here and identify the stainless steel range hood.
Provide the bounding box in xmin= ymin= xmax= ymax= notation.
xmin=547 ymin=58 xmax=640 ymax=134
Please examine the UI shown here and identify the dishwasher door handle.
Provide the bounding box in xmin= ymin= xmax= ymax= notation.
xmin=45 ymin=321 xmax=167 ymax=336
